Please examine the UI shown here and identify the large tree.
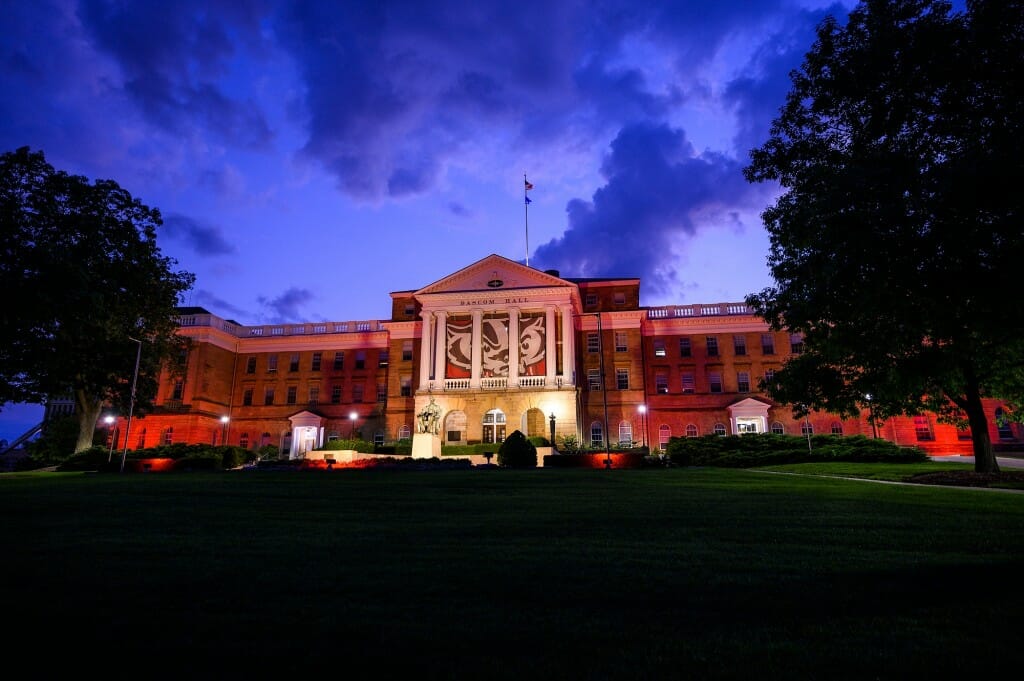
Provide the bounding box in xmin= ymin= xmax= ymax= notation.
xmin=744 ymin=0 xmax=1024 ymax=473
xmin=0 ymin=147 xmax=194 ymax=454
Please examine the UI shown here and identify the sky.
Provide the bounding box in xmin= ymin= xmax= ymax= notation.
xmin=0 ymin=0 xmax=857 ymax=441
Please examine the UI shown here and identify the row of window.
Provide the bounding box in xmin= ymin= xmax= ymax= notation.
xmin=243 ymin=344 xmax=414 ymax=375
xmin=586 ymin=420 xmax=843 ymax=447
xmin=653 ymin=369 xmax=775 ymax=395
xmin=241 ymin=382 xmax=387 ymax=406
xmin=642 ymin=334 xmax=804 ymax=358
xmin=584 ymin=291 xmax=628 ymax=308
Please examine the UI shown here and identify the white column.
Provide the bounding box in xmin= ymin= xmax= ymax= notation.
xmin=508 ymin=307 xmax=520 ymax=387
xmin=419 ymin=311 xmax=432 ymax=389
xmin=434 ymin=310 xmax=447 ymax=385
xmin=561 ymin=305 xmax=575 ymax=386
xmin=545 ymin=306 xmax=556 ymax=386
xmin=470 ymin=309 xmax=483 ymax=388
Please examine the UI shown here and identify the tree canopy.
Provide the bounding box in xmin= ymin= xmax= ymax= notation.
xmin=744 ymin=0 xmax=1024 ymax=473
xmin=0 ymin=147 xmax=194 ymax=454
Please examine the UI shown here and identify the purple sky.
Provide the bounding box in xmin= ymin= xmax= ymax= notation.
xmin=0 ymin=0 xmax=856 ymax=440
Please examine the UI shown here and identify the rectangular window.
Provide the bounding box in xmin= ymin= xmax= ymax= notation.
xmin=681 ymin=372 xmax=695 ymax=394
xmin=914 ymin=416 xmax=934 ymax=441
xmin=353 ymin=384 xmax=364 ymax=402
xmin=733 ymin=335 xmax=746 ymax=356
xmin=311 ymin=352 xmax=322 ymax=371
xmin=333 ymin=352 xmax=344 ymax=370
xmin=264 ymin=387 xmax=275 ymax=405
xmin=404 ymin=303 xmax=415 ymax=316
xmin=709 ymin=371 xmax=723 ymax=393
xmin=378 ymin=350 xmax=389 ymax=368
xmin=615 ymin=332 xmax=627 ymax=352
xmin=286 ymin=386 xmax=297 ymax=405
xmin=765 ymin=369 xmax=775 ymax=385
xmin=355 ymin=351 xmax=366 ymax=370
xmin=289 ymin=354 xmax=300 ymax=372
xmin=308 ymin=385 xmax=320 ymax=406
xmin=246 ymin=356 xmax=256 ymax=374
xmin=679 ymin=337 xmax=691 ymax=357
xmin=400 ymin=376 xmax=412 ymax=397
xmin=761 ymin=333 xmax=775 ymax=355
xmin=377 ymin=383 xmax=387 ymax=402
xmin=737 ymin=372 xmax=750 ymax=393
xmin=616 ymin=368 xmax=629 ymax=390
xmin=242 ymin=388 xmax=253 ymax=406
xmin=267 ymin=355 xmax=278 ymax=372
xmin=706 ymin=336 xmax=719 ymax=357
xmin=655 ymin=372 xmax=669 ymax=394
xmin=585 ymin=293 xmax=598 ymax=308
xmin=653 ymin=339 xmax=666 ymax=357
xmin=331 ymin=385 xmax=342 ymax=404
xmin=613 ymin=292 xmax=626 ymax=305
xmin=171 ymin=380 xmax=184 ymax=400
xmin=588 ymin=369 xmax=601 ymax=390
xmin=790 ymin=333 xmax=804 ymax=354
xmin=587 ymin=332 xmax=599 ymax=353
xmin=402 ymin=341 xmax=413 ymax=361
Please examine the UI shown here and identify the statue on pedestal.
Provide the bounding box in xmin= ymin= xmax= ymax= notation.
xmin=417 ymin=397 xmax=442 ymax=436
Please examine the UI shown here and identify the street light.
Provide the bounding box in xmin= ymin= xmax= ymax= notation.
xmin=549 ymin=412 xmax=556 ymax=450
xmin=865 ymin=393 xmax=878 ymax=439
xmin=220 ymin=415 xmax=230 ymax=445
xmin=104 ymin=415 xmax=116 ymax=462
xmin=349 ymin=411 xmax=358 ymax=439
xmin=120 ymin=336 xmax=143 ymax=474
xmin=638 ymin=404 xmax=647 ymax=450
xmin=577 ymin=312 xmax=611 ymax=468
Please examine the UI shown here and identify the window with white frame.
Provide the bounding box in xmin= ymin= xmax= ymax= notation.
xmin=585 ymin=293 xmax=598 ymax=308
xmin=831 ymin=422 xmax=843 ymax=435
xmin=789 ymin=333 xmax=804 ymax=354
xmin=761 ymin=333 xmax=775 ymax=354
xmin=655 ymin=372 xmax=669 ymax=394
xmin=913 ymin=416 xmax=933 ymax=441
xmin=615 ymin=332 xmax=627 ymax=352
xmin=374 ymin=431 xmax=385 ymax=447
xmin=289 ymin=354 xmax=300 ymax=372
xmin=618 ymin=421 xmax=633 ymax=447
xmin=588 ymin=369 xmax=601 ymax=390
xmin=587 ymin=332 xmax=599 ymax=353
xmin=733 ymin=335 xmax=746 ymax=356
xmin=267 ymin=355 xmax=278 ymax=372
xmin=400 ymin=375 xmax=411 ymax=397
xmin=311 ymin=352 xmax=322 ymax=371
xmin=616 ymin=368 xmax=629 ymax=390
xmin=801 ymin=421 xmax=813 ymax=435
xmin=308 ymin=385 xmax=319 ymax=406
xmin=653 ymin=339 xmax=666 ymax=357
xmin=333 ymin=352 xmax=344 ymax=370
xmin=771 ymin=422 xmax=785 ymax=434
xmin=398 ymin=425 xmax=411 ymax=440
xmin=713 ymin=423 xmax=727 ymax=436
xmin=709 ymin=371 xmax=723 ymax=393
xmin=376 ymin=383 xmax=387 ymax=402
xmin=685 ymin=424 xmax=698 ymax=438
xmin=681 ymin=372 xmax=695 ymax=394
xmin=737 ymin=372 xmax=750 ymax=393
xmin=706 ymin=336 xmax=719 ymax=357
xmin=659 ymin=424 xmax=671 ymax=449
xmin=590 ymin=421 xmax=604 ymax=448
xmin=402 ymin=341 xmax=413 ymax=361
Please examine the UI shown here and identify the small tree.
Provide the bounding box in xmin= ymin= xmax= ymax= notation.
xmin=497 ymin=430 xmax=537 ymax=468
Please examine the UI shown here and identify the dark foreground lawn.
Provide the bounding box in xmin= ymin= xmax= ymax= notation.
xmin=2 ymin=467 xmax=1023 ymax=679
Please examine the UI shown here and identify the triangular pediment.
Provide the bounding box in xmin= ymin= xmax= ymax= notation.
xmin=728 ymin=397 xmax=773 ymax=410
xmin=415 ymin=254 xmax=570 ymax=296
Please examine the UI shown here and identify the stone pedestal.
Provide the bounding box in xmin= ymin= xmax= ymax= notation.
xmin=412 ymin=433 xmax=442 ymax=459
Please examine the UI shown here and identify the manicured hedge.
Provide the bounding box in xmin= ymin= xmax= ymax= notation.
xmin=665 ymin=433 xmax=927 ymax=467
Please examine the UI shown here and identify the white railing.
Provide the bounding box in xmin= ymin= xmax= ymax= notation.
xmin=646 ymin=302 xmax=751 ymax=319
xmin=518 ymin=376 xmax=545 ymax=388
xmin=480 ymin=377 xmax=507 ymax=389
xmin=445 ymin=379 xmax=471 ymax=390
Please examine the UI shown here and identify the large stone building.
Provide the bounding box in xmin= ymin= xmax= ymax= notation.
xmin=109 ymin=254 xmax=1019 ymax=457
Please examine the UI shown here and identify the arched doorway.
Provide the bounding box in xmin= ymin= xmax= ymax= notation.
xmin=483 ymin=408 xmax=506 ymax=444
xmin=525 ymin=408 xmax=546 ymax=439
xmin=444 ymin=410 xmax=467 ymax=444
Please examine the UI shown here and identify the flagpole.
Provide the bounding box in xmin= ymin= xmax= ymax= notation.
xmin=524 ymin=173 xmax=530 ymax=267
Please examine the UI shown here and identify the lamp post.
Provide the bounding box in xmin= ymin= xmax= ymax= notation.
xmin=120 ymin=337 xmax=142 ymax=474
xmin=349 ymin=411 xmax=358 ymax=439
xmin=577 ymin=312 xmax=611 ymax=468
xmin=104 ymin=415 xmax=116 ymax=462
xmin=865 ymin=393 xmax=878 ymax=439
xmin=549 ymin=412 xmax=556 ymax=450
xmin=220 ymin=415 xmax=230 ymax=445
xmin=638 ymin=404 xmax=647 ymax=450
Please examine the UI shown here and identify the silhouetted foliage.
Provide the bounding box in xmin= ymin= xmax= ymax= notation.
xmin=497 ymin=430 xmax=538 ymax=468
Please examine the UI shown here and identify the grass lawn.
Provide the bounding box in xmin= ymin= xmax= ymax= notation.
xmin=2 ymin=466 xmax=1023 ymax=679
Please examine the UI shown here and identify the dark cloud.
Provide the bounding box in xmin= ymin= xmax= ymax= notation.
xmin=162 ymin=214 xmax=236 ymax=256
xmin=257 ymin=287 xmax=316 ymax=323
xmin=194 ymin=289 xmax=249 ymax=321
xmin=77 ymin=0 xmax=274 ymax=148
xmin=532 ymin=122 xmax=765 ymax=296
xmin=448 ymin=202 xmax=471 ymax=218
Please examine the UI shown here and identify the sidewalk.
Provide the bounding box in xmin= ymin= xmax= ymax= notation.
xmin=929 ymin=454 xmax=1024 ymax=470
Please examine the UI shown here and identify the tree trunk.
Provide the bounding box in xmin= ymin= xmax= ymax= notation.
xmin=963 ymin=386 xmax=999 ymax=474
xmin=74 ymin=389 xmax=103 ymax=454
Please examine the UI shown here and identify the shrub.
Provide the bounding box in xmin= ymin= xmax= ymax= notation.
xmin=665 ymin=433 xmax=927 ymax=467
xmin=497 ymin=430 xmax=537 ymax=468
xmin=528 ymin=435 xmax=550 ymax=448
xmin=320 ymin=438 xmax=374 ymax=453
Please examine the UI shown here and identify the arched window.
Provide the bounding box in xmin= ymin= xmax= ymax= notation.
xmin=714 ymin=423 xmax=727 ymax=436
xmin=398 ymin=424 xmax=411 ymax=440
xmin=831 ymin=422 xmax=843 ymax=436
xmin=995 ymin=407 xmax=1014 ymax=440
xmin=685 ymin=424 xmax=698 ymax=438
xmin=770 ymin=422 xmax=785 ymax=435
xmin=618 ymin=421 xmax=633 ymax=447
xmin=590 ymin=421 xmax=604 ymax=448
xmin=659 ymin=425 xmax=671 ymax=449
xmin=483 ymin=409 xmax=507 ymax=444
xmin=801 ymin=422 xmax=813 ymax=436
